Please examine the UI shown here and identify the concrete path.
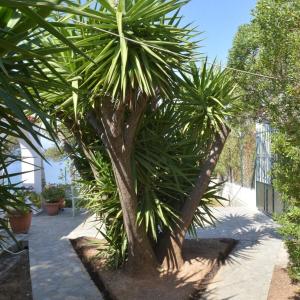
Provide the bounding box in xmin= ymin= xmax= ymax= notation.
xmin=195 ymin=207 xmax=287 ymax=300
xmin=27 ymin=209 xmax=103 ymax=300
xmin=25 ymin=206 xmax=285 ymax=300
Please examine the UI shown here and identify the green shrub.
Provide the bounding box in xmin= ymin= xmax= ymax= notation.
xmin=277 ymin=207 xmax=300 ymax=281
xmin=272 ymin=132 xmax=300 ymax=282
xmin=26 ymin=191 xmax=42 ymax=208
xmin=6 ymin=190 xmax=31 ymax=215
xmin=215 ymin=123 xmax=256 ymax=187
xmin=42 ymin=185 xmax=65 ymax=203
xmin=272 ymin=133 xmax=300 ymax=206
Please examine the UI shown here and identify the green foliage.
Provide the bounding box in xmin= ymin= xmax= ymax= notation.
xmin=33 ymin=0 xmax=232 ymax=267
xmin=0 ymin=2 xmax=67 ymax=152
xmin=6 ymin=190 xmax=32 ymax=215
xmin=44 ymin=146 xmax=66 ymax=162
xmin=277 ymin=207 xmax=300 ymax=281
xmin=0 ymin=0 xmax=237 ymax=268
xmin=42 ymin=185 xmax=65 ymax=203
xmin=79 ymin=62 xmax=234 ymax=267
xmin=27 ymin=191 xmax=42 ymax=209
xmin=272 ymin=132 xmax=300 ymax=207
xmin=0 ymin=179 xmax=29 ymax=246
xmin=216 ymin=123 xmax=256 ymax=188
xmin=229 ymin=0 xmax=300 ymax=282
xmin=215 ymin=132 xmax=240 ymax=180
xmin=39 ymin=0 xmax=197 ymax=119
xmin=0 ymin=4 xmax=57 ymax=243
xmin=271 ymin=132 xmax=300 ymax=281
xmin=0 ymin=1 xmax=92 ymax=247
xmin=78 ymin=155 xmax=124 ymax=268
xmin=229 ymin=0 xmax=300 ymax=136
xmin=0 ymin=146 xmax=28 ymax=245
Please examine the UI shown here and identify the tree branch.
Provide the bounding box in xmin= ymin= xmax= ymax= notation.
xmin=124 ymin=94 xmax=148 ymax=148
xmin=179 ymin=124 xmax=231 ymax=240
xmin=112 ymin=101 xmax=126 ymax=137
xmin=87 ymin=110 xmax=105 ymax=139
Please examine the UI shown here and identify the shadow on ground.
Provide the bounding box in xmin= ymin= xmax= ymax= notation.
xmin=194 ymin=209 xmax=281 ymax=265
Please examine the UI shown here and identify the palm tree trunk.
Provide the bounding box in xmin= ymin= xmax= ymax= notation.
xmin=110 ymin=148 xmax=158 ymax=274
xmin=157 ymin=125 xmax=231 ymax=269
xmin=87 ymin=100 xmax=158 ymax=274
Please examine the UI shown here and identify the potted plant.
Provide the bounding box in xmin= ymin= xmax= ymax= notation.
xmin=7 ymin=192 xmax=32 ymax=234
xmin=42 ymin=185 xmax=65 ymax=215
xmin=56 ymin=185 xmax=66 ymax=209
xmin=27 ymin=191 xmax=42 ymax=209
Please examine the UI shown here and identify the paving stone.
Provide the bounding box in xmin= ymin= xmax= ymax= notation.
xmin=198 ymin=207 xmax=287 ymax=300
xmin=27 ymin=206 xmax=286 ymax=300
xmin=27 ymin=209 xmax=103 ymax=300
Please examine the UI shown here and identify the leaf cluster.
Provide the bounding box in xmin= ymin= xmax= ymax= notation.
xmin=229 ymin=1 xmax=300 ymax=282
xmin=0 ymin=0 xmax=95 ymax=245
xmin=78 ymin=62 xmax=234 ymax=266
xmin=42 ymin=185 xmax=65 ymax=203
xmin=228 ymin=0 xmax=300 ymax=133
xmin=277 ymin=206 xmax=300 ymax=282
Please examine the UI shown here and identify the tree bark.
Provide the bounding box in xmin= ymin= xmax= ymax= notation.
xmin=109 ymin=149 xmax=158 ymax=274
xmin=156 ymin=230 xmax=184 ymax=270
xmin=88 ymin=98 xmax=158 ymax=275
xmin=157 ymin=124 xmax=231 ymax=269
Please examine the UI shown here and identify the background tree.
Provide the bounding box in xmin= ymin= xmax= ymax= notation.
xmin=215 ymin=122 xmax=256 ymax=188
xmin=271 ymin=133 xmax=300 ymax=281
xmin=228 ymin=0 xmax=300 ymax=281
xmin=228 ymin=0 xmax=300 ymax=132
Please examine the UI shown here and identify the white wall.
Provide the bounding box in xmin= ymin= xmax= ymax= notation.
xmin=220 ymin=182 xmax=256 ymax=209
xmin=19 ymin=132 xmax=44 ymax=194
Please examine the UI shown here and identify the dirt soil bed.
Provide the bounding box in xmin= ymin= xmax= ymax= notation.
xmin=0 ymin=245 xmax=32 ymax=300
xmin=71 ymin=237 xmax=237 ymax=300
xmin=267 ymin=266 xmax=300 ymax=300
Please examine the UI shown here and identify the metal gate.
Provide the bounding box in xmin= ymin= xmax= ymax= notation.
xmin=256 ymin=123 xmax=283 ymax=214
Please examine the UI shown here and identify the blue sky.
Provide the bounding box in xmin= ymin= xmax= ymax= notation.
xmin=181 ymin=0 xmax=257 ymax=64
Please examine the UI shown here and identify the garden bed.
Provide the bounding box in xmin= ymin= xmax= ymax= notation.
xmin=267 ymin=266 xmax=300 ymax=300
xmin=71 ymin=237 xmax=237 ymax=300
xmin=0 ymin=242 xmax=32 ymax=300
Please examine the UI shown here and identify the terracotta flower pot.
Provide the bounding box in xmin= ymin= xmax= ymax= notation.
xmin=45 ymin=202 xmax=60 ymax=216
xmin=9 ymin=211 xmax=32 ymax=234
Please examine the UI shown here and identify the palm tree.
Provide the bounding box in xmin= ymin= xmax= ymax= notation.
xmin=0 ymin=0 xmax=89 ymax=246
xmin=38 ymin=0 xmax=237 ymax=274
